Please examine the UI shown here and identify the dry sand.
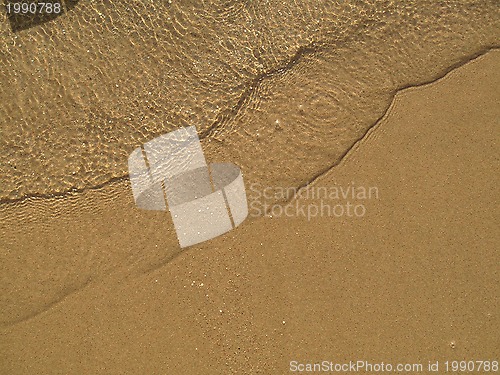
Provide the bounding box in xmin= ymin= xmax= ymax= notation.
xmin=1 ymin=47 xmax=498 ymax=375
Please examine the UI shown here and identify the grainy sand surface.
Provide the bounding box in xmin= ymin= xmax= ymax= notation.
xmin=0 ymin=1 xmax=499 ymax=374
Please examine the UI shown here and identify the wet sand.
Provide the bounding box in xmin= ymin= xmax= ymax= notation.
xmin=1 ymin=43 xmax=498 ymax=374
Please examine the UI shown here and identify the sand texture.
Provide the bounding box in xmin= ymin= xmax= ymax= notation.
xmin=0 ymin=1 xmax=499 ymax=374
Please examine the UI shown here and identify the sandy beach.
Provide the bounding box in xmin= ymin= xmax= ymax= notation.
xmin=1 ymin=1 xmax=499 ymax=374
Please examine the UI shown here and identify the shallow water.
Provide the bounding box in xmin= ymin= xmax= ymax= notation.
xmin=1 ymin=0 xmax=499 ymax=202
